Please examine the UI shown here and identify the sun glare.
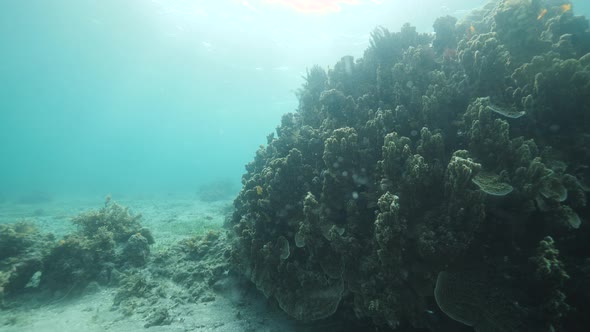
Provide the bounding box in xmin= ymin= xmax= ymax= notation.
xmin=265 ymin=0 xmax=362 ymax=13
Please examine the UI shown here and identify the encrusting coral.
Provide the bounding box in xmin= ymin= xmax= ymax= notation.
xmin=229 ymin=0 xmax=590 ymax=330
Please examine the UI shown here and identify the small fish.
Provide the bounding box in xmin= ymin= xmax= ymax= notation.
xmin=465 ymin=24 xmax=476 ymax=40
xmin=537 ymin=8 xmax=548 ymax=20
xmin=561 ymin=4 xmax=572 ymax=13
xmin=255 ymin=185 xmax=263 ymax=195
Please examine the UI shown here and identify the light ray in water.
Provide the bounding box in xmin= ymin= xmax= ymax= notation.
xmin=265 ymin=0 xmax=362 ymax=13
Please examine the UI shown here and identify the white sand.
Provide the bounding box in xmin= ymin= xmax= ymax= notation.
xmin=0 ymin=194 xmax=302 ymax=332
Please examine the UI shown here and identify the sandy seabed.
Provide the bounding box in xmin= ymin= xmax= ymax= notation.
xmin=0 ymin=193 xmax=310 ymax=332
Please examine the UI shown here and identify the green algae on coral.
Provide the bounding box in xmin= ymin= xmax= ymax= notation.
xmin=472 ymin=171 xmax=514 ymax=196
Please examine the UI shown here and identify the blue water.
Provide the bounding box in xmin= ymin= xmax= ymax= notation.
xmin=0 ymin=0 xmax=588 ymax=197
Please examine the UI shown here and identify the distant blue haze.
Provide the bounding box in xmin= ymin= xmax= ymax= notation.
xmin=0 ymin=0 xmax=587 ymax=196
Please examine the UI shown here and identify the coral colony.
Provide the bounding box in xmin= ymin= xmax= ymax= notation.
xmin=229 ymin=1 xmax=590 ymax=330
xmin=2 ymin=1 xmax=590 ymax=331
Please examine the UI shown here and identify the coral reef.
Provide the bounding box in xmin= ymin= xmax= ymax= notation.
xmin=1 ymin=201 xmax=237 ymax=328
xmin=112 ymin=230 xmax=232 ymax=324
xmin=0 ymin=222 xmax=53 ymax=303
xmin=41 ymin=198 xmax=154 ymax=290
xmin=229 ymin=0 xmax=590 ymax=330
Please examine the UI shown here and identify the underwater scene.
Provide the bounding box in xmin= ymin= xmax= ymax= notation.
xmin=1 ymin=0 xmax=590 ymax=331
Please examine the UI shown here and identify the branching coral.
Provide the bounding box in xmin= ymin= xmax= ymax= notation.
xmin=72 ymin=198 xmax=147 ymax=243
xmin=529 ymin=236 xmax=571 ymax=328
xmin=229 ymin=1 xmax=590 ymax=329
xmin=41 ymin=198 xmax=154 ymax=290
